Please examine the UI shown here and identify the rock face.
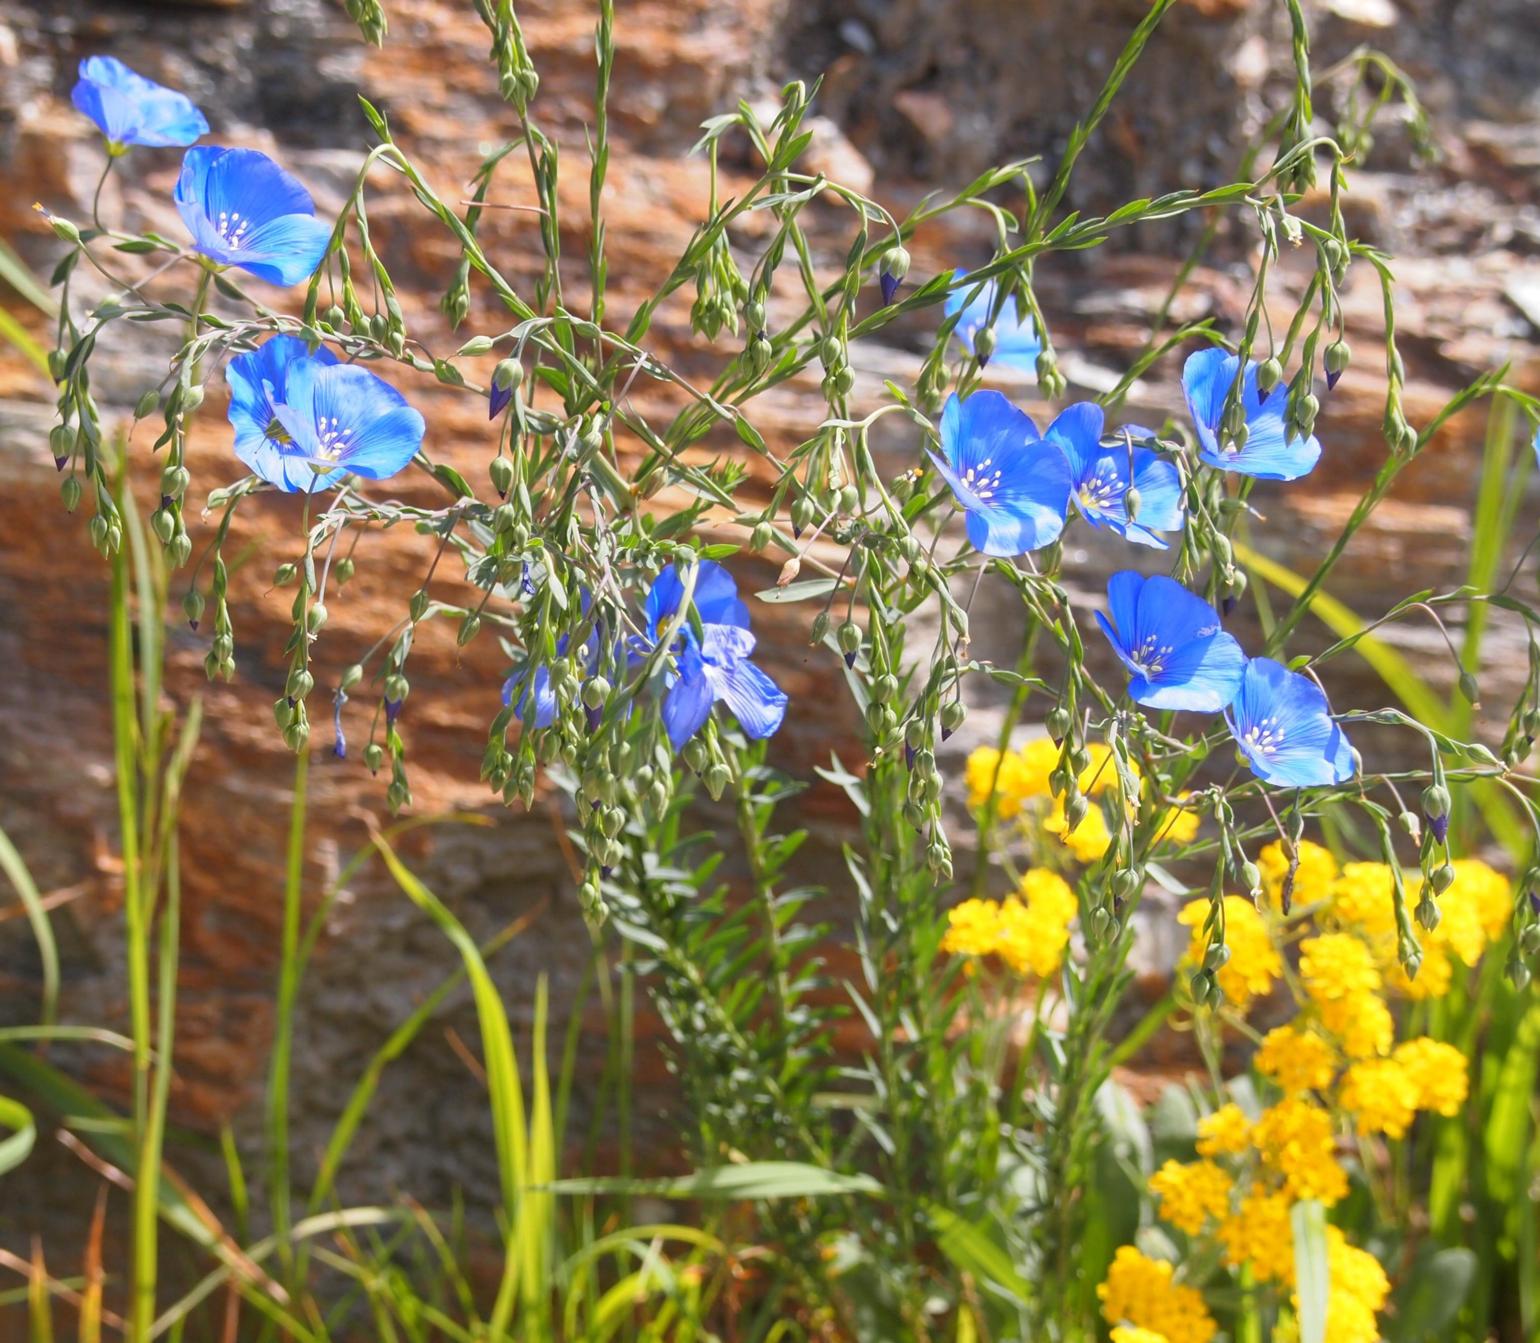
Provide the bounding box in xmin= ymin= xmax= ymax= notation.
xmin=0 ymin=0 xmax=1537 ymax=1276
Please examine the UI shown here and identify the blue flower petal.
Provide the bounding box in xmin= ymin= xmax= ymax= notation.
xmin=662 ymin=645 xmax=715 ymax=749
xmin=503 ymin=665 xmax=557 ymax=728
xmin=1183 ymin=348 xmax=1321 ymax=481
xmin=226 ymin=334 xmax=337 ymax=468
xmin=714 ymin=657 xmax=787 ymax=740
xmin=1044 ymin=401 xmax=1105 ymax=471
xmin=937 ymin=391 xmax=1068 ymax=556
xmin=72 ymin=56 xmax=207 ymax=148
xmin=1227 ymin=657 xmax=1356 ymax=786
xmin=944 ymin=271 xmax=1043 ymax=371
xmin=1096 ymin=571 xmax=1245 ymax=712
xmin=260 ymin=359 xmax=422 ymax=493
xmin=175 ymin=146 xmax=327 ymax=286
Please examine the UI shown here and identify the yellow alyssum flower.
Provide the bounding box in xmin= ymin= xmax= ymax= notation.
xmin=993 ymin=870 xmax=1079 ymax=977
xmin=1196 ymin=1102 xmax=1252 ymax=1157
xmin=1219 ymin=1187 xmax=1296 ymax=1284
xmin=1300 ymin=933 xmax=1382 ymax=1003
xmin=1148 ymin=1158 xmax=1232 ymax=1235
xmin=1097 ymin=1246 xmax=1217 ymax=1343
xmin=1327 ymin=862 xmax=1399 ymax=939
xmin=1258 ymin=838 xmax=1338 ymax=911
xmin=941 ymin=898 xmax=1002 ymax=959
xmin=965 ymin=747 xmax=1022 ymax=817
xmin=1256 ymin=1025 xmax=1337 ymax=1094
xmin=1388 ymin=940 xmax=1453 ymax=1000
xmin=1316 ymin=991 xmax=1394 ymax=1059
xmin=1253 ymin=1097 xmax=1348 ymax=1205
xmin=1314 ymin=1228 xmax=1390 ymax=1343
xmin=1081 ymin=741 xmax=1139 ymax=796
xmin=1045 ymin=795 xmax=1114 ymax=863
xmin=1450 ymin=858 xmax=1512 ymax=943
xmin=1111 ymin=1329 xmax=1171 ymax=1343
xmin=1393 ymin=1037 xmax=1469 ymax=1116
xmin=1179 ymin=896 xmax=1282 ymax=1008
xmin=1152 ymin=795 xmax=1201 ymax=846
xmin=1339 ymin=1058 xmax=1419 ymax=1138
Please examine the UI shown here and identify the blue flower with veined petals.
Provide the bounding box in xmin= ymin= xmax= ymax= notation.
xmin=502 ymin=592 xmax=608 ymax=729
xmin=226 ymin=335 xmax=339 ymax=491
xmin=72 ymin=56 xmax=208 ymax=151
xmin=1045 ymin=403 xmax=1185 ymax=549
xmin=175 ymin=146 xmax=331 ymax=287
xmin=932 ymin=390 xmax=1072 ymax=557
xmin=255 ymin=359 xmax=424 ymax=493
xmin=1095 ymin=571 xmax=1246 ymax=712
xmin=1227 ymin=656 xmax=1356 ymax=787
xmin=639 ymin=561 xmax=786 ymax=749
xmin=943 ymin=272 xmax=1043 ymax=371
xmin=1182 ymin=348 xmax=1321 ymax=481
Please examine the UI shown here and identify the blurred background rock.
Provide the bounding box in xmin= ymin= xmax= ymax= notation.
xmin=0 ymin=0 xmax=1537 ymax=1271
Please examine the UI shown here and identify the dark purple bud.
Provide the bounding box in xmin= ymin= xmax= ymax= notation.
xmin=879 ymin=272 xmax=900 ymax=306
xmin=904 ymin=743 xmax=916 ymax=769
xmin=941 ymin=722 xmax=954 ymax=742
xmin=844 ymin=650 xmax=857 ymax=669
xmin=1429 ymin=812 xmax=1449 ymax=845
xmin=488 ymin=381 xmax=514 ymax=421
xmin=1222 ymin=593 xmax=1238 ymax=617
xmin=1256 ymin=386 xmax=1271 ymax=405
xmin=601 ymin=866 xmax=613 ymax=879
xmin=585 ymin=704 xmax=603 ymax=732
xmin=160 ymin=494 xmax=173 ymax=510
xmin=54 ymin=455 xmax=68 ymax=472
xmin=188 ymin=619 xmax=199 ymax=631
xmin=385 ymin=697 xmax=403 ymax=725
xmin=1326 ymin=369 xmax=1343 ymax=391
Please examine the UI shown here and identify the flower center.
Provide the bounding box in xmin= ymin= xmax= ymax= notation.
xmin=1130 ymin=634 xmax=1173 ymax=679
xmin=1077 ymin=463 xmax=1121 ymax=513
xmin=264 ymin=417 xmax=292 ymax=446
xmin=315 ymin=415 xmax=353 ymax=461
xmin=215 ymin=209 xmax=252 ymax=249
xmin=1242 ymin=714 xmax=1287 ymax=756
xmin=960 ymin=456 xmax=1003 ymax=502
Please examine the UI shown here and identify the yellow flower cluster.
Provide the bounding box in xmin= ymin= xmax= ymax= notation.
xmin=1258 ymin=839 xmax=1339 ymax=911
xmin=939 ymin=870 xmax=1078 ymax=978
xmin=1131 ymin=837 xmax=1500 ymax=1343
xmin=1322 ymin=858 xmax=1512 ymax=1002
xmin=1097 ymin=1246 xmax=1217 ymax=1343
xmin=1148 ymin=1158 xmax=1232 ymax=1236
xmin=965 ymin=739 xmax=1184 ymax=868
xmin=1178 ymin=896 xmax=1282 ymax=1009
xmin=1111 ymin=1329 xmax=1172 ymax=1343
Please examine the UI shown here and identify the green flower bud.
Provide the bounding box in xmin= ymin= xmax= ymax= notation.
xmin=750 ymin=521 xmax=774 ymax=551
xmin=287 ymin=667 xmax=315 ymax=700
xmin=1429 ymin=862 xmax=1455 ymax=894
xmin=409 ymin=589 xmax=429 ymax=621
xmin=151 ymin=507 xmax=176 ymax=545
xmin=940 ymin=701 xmax=966 ymax=733
xmin=274 ymin=562 xmax=298 ymax=586
xmin=48 ymin=214 xmax=80 ymax=245
xmin=182 ymin=588 xmax=205 ymax=626
xmin=1324 ymin=339 xmax=1351 ymax=376
xmin=384 ymin=673 xmax=409 ymax=703
xmin=492 ymin=358 xmax=524 ymax=392
xmin=1046 ymin=705 xmax=1072 ymax=740
xmin=334 ymin=556 xmax=355 ymax=586
xmin=160 ymin=464 xmax=190 ymax=498
xmin=1203 ymin=941 xmax=1231 ymax=970
xmin=581 ymin=676 xmax=611 ymax=711
xmin=168 ymin=532 xmax=192 ymax=569
xmin=1458 ymin=671 xmax=1480 ymax=706
xmin=341 ymin=663 xmax=364 ymax=691
xmin=819 ymin=336 xmax=844 ymax=368
xmin=134 ymin=389 xmax=161 ymax=419
xmin=60 ymin=475 xmax=82 ymax=512
xmin=748 ymin=333 xmax=773 ymax=375
xmin=307 ymin=603 xmax=328 ymax=632
xmin=883 ymin=244 xmax=911 ymax=282
xmin=1422 ymin=783 xmax=1450 ymax=819
xmin=836 ymin=621 xmax=862 ymax=655
xmin=1257 ymin=357 xmax=1283 ymax=393
xmin=273 ymin=697 xmax=294 ymax=730
xmin=489 ymin=455 xmax=515 ymax=497
xmin=704 ymin=762 xmax=731 ymax=800
xmin=364 ymin=742 xmax=384 ymax=773
xmin=972 ymin=327 xmax=996 ymax=362
xmin=1122 ymin=485 xmax=1141 ymax=520
xmin=810 ymin=611 xmax=830 ymax=645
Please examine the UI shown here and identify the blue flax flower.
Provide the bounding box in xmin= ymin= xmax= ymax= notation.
xmin=932 ymin=391 xmax=1071 ymax=556
xmin=72 ymin=56 xmax=208 ymax=151
xmin=1227 ymin=656 xmax=1356 ymax=787
xmin=502 ymin=592 xmax=605 ymax=729
xmin=943 ymin=272 xmax=1042 ymax=371
xmin=1046 ymin=403 xmax=1184 ymax=549
xmin=1182 ymin=348 xmax=1321 ymax=481
xmin=1095 ymin=571 xmax=1245 ymax=712
xmin=641 ymin=561 xmax=786 ymax=750
xmin=226 ymin=334 xmax=339 ymax=491
xmin=254 ymin=357 xmax=424 ymax=493
xmin=175 ymin=146 xmax=331 ymax=286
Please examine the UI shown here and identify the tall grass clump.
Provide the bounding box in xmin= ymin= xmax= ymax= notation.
xmin=1 ymin=1 xmax=1538 ymax=1340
